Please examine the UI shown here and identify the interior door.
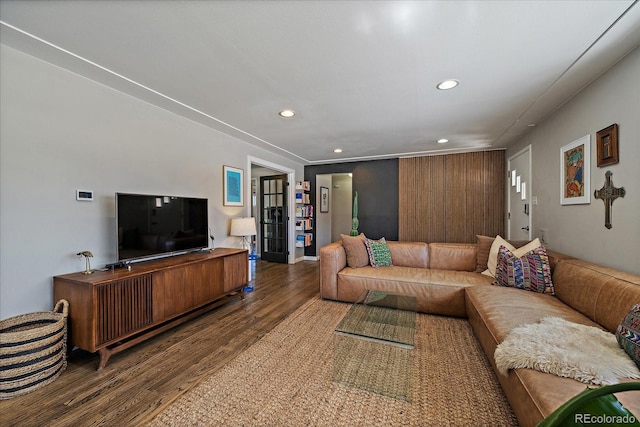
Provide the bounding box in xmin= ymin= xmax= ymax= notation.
xmin=260 ymin=174 xmax=288 ymax=263
xmin=508 ymin=147 xmax=531 ymax=241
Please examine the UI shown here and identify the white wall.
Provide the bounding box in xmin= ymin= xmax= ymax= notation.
xmin=315 ymin=174 xmax=333 ymax=254
xmin=331 ymin=175 xmax=353 ymax=242
xmin=0 ymin=45 xmax=304 ymax=319
xmin=506 ymin=46 xmax=640 ymax=274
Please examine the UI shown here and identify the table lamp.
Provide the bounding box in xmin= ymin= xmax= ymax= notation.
xmin=230 ymin=217 xmax=257 ymax=251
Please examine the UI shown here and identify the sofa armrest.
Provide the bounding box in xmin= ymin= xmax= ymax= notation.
xmin=320 ymin=241 xmax=347 ymax=300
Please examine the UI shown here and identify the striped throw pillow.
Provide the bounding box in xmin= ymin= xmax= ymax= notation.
xmin=493 ymin=245 xmax=554 ymax=294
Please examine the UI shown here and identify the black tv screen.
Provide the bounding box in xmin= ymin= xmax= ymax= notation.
xmin=116 ymin=193 xmax=208 ymax=262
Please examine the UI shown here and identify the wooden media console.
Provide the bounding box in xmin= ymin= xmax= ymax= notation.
xmin=53 ymin=248 xmax=248 ymax=369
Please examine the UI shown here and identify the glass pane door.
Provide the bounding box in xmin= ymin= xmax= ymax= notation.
xmin=260 ymin=174 xmax=288 ymax=263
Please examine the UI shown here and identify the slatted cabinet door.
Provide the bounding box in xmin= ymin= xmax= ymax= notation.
xmin=95 ymin=275 xmax=153 ymax=347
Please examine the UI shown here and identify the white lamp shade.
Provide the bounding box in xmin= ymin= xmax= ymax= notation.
xmin=230 ymin=217 xmax=257 ymax=237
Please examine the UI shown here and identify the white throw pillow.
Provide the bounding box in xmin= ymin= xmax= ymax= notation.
xmin=483 ymin=235 xmax=541 ymax=277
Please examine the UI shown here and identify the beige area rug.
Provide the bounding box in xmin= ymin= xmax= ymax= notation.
xmin=148 ymin=298 xmax=517 ymax=426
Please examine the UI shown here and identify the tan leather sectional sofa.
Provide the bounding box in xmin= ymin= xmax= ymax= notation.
xmin=319 ymin=240 xmax=640 ymax=427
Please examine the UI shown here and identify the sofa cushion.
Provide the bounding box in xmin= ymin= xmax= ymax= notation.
xmin=386 ymin=241 xmax=429 ymax=268
xmin=429 ymin=243 xmax=477 ymax=271
xmin=616 ymin=304 xmax=640 ymax=368
xmin=364 ymin=237 xmax=392 ymax=267
xmin=340 ymin=233 xmax=369 ymax=268
xmin=493 ymin=245 xmax=554 ymax=295
xmin=476 ymin=235 xmax=495 ymax=272
xmin=466 ymin=285 xmax=596 ymax=345
xmin=337 ymin=266 xmax=492 ymax=317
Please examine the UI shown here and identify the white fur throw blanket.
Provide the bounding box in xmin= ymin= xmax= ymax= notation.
xmin=494 ymin=317 xmax=640 ymax=385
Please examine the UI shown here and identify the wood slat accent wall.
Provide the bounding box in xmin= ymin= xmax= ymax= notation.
xmin=399 ymin=151 xmax=504 ymax=243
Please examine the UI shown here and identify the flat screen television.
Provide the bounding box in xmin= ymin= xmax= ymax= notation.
xmin=116 ymin=192 xmax=208 ymax=263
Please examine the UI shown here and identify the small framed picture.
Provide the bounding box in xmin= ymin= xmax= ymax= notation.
xmin=223 ymin=165 xmax=244 ymax=206
xmin=320 ymin=186 xmax=329 ymax=213
xmin=560 ymin=135 xmax=590 ymax=205
xmin=596 ymin=124 xmax=619 ymax=167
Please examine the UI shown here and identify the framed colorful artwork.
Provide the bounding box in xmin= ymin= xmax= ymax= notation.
xmin=596 ymin=123 xmax=619 ymax=167
xmin=223 ymin=165 xmax=244 ymax=206
xmin=560 ymin=135 xmax=590 ymax=205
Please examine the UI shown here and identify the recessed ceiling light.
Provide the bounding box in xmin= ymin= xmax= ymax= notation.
xmin=279 ymin=109 xmax=295 ymax=118
xmin=436 ymin=80 xmax=459 ymax=90
xmin=437 ymin=138 xmax=449 ymax=144
xmin=333 ymin=148 xmax=343 ymax=153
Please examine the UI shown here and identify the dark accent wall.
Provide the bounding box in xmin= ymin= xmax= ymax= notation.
xmin=304 ymin=159 xmax=399 ymax=256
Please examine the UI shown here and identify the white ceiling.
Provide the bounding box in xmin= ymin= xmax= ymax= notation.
xmin=1 ymin=1 xmax=639 ymax=164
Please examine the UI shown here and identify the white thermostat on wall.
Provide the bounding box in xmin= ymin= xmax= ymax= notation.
xmin=76 ymin=190 xmax=94 ymax=201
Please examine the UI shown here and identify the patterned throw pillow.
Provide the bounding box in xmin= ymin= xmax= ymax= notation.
xmin=617 ymin=304 xmax=640 ymax=368
xmin=493 ymin=245 xmax=554 ymax=294
xmin=484 ymin=236 xmax=542 ymax=277
xmin=364 ymin=237 xmax=392 ymax=267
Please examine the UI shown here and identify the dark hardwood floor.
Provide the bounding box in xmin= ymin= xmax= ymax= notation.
xmin=0 ymin=260 xmax=320 ymax=427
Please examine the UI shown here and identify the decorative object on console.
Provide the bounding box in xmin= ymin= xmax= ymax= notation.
xmin=230 ymin=217 xmax=257 ymax=251
xmin=364 ymin=237 xmax=392 ymax=267
xmin=223 ymin=165 xmax=244 ymax=206
xmin=594 ymin=171 xmax=625 ymax=229
xmin=596 ymin=123 xmax=619 ymax=167
xmin=76 ymin=250 xmax=94 ymax=274
xmin=350 ymin=191 xmax=359 ymax=236
xmin=560 ymin=135 xmax=590 ymax=205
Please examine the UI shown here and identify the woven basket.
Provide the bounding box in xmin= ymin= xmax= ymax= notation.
xmin=0 ymin=300 xmax=69 ymax=400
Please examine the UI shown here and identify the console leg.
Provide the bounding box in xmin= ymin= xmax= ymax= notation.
xmin=97 ymin=348 xmax=113 ymax=371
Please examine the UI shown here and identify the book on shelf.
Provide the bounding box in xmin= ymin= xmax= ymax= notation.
xmin=295 ymin=181 xmax=310 ymax=191
xmin=295 ymin=193 xmax=310 ymax=204
xmin=295 ymin=205 xmax=313 ymax=218
xmin=296 ymin=233 xmax=313 ymax=247
xmin=295 ymin=218 xmax=313 ymax=231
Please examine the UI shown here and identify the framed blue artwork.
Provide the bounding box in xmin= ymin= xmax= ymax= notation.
xmin=223 ymin=165 xmax=244 ymax=206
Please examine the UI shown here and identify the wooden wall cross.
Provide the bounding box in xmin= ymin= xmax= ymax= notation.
xmin=594 ymin=171 xmax=625 ymax=229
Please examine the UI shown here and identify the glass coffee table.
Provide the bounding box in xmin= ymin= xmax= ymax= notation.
xmin=333 ymin=290 xmax=417 ymax=401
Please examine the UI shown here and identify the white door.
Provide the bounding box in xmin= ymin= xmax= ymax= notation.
xmin=508 ymin=146 xmax=531 ymax=241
